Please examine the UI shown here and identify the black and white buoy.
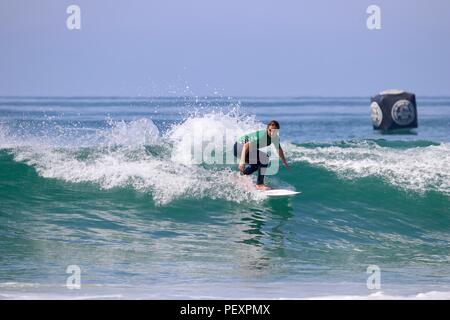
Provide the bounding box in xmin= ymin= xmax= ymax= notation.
xmin=370 ymin=90 xmax=418 ymax=131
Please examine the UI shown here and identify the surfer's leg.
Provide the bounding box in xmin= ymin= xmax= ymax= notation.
xmin=243 ymin=145 xmax=260 ymax=175
xmin=256 ymin=151 xmax=269 ymax=185
xmin=235 ymin=143 xmax=268 ymax=183
xmin=235 ymin=142 xmax=256 ymax=175
xmin=233 ymin=142 xmax=239 ymax=158
xmin=256 ymin=170 xmax=265 ymax=185
xmin=243 ymin=164 xmax=259 ymax=175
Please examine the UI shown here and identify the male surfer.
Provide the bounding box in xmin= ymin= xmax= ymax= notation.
xmin=233 ymin=120 xmax=289 ymax=190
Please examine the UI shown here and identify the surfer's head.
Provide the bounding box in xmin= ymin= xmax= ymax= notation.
xmin=267 ymin=120 xmax=280 ymax=137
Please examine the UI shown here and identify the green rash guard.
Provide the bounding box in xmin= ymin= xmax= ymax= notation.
xmin=237 ymin=129 xmax=279 ymax=148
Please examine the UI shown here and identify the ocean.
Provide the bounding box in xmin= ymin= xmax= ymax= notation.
xmin=0 ymin=96 xmax=449 ymax=299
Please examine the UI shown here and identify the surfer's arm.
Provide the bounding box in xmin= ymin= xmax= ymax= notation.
xmin=239 ymin=142 xmax=249 ymax=172
xmin=277 ymin=146 xmax=289 ymax=168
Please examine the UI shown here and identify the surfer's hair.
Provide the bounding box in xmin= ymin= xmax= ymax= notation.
xmin=267 ymin=120 xmax=280 ymax=129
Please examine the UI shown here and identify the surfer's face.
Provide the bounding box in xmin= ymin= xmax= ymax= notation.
xmin=267 ymin=125 xmax=279 ymax=137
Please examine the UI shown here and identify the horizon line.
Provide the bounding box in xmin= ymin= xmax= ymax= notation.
xmin=1 ymin=94 xmax=450 ymax=99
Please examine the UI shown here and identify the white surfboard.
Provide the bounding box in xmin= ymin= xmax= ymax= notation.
xmin=262 ymin=189 xmax=301 ymax=197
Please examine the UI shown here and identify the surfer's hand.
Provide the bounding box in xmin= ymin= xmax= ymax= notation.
xmin=239 ymin=163 xmax=245 ymax=172
xmin=282 ymin=159 xmax=289 ymax=168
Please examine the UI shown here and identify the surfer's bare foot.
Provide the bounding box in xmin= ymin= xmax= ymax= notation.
xmin=256 ymin=184 xmax=271 ymax=190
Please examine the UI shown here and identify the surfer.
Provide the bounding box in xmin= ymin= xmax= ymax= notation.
xmin=233 ymin=120 xmax=289 ymax=190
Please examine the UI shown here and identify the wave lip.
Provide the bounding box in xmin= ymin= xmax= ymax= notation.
xmin=288 ymin=140 xmax=450 ymax=196
xmin=4 ymin=114 xmax=269 ymax=205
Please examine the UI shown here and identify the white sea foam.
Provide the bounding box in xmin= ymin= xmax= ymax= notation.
xmin=288 ymin=141 xmax=450 ymax=195
xmin=1 ymin=282 xmax=449 ymax=300
xmin=308 ymin=290 xmax=450 ymax=300
xmin=166 ymin=111 xmax=260 ymax=165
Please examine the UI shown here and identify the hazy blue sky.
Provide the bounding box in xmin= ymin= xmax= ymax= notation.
xmin=1 ymin=0 xmax=450 ymax=96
